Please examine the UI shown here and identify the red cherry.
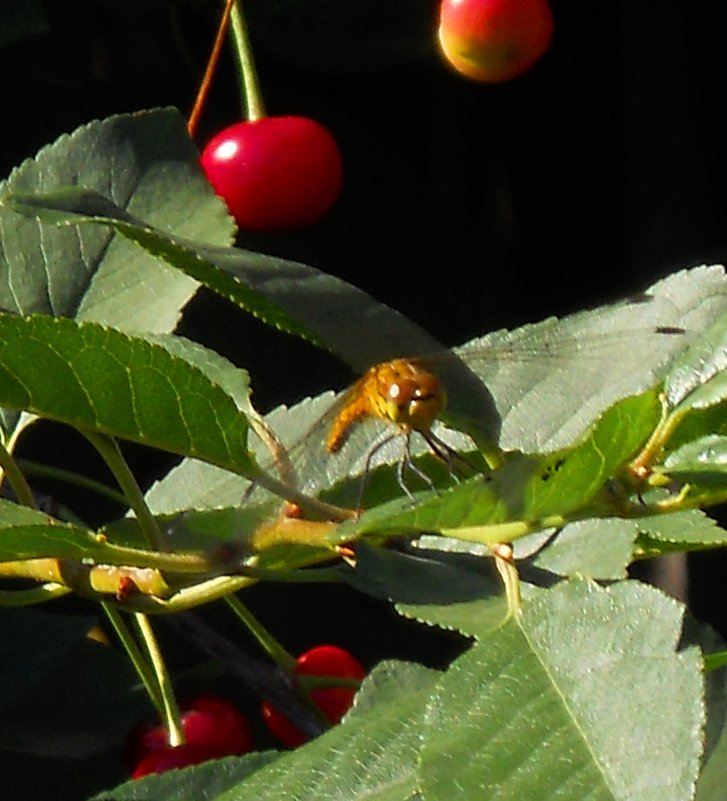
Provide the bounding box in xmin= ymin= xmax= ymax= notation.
xmin=438 ymin=0 xmax=554 ymax=82
xmin=261 ymin=645 xmax=365 ymax=748
xmin=125 ymin=694 xmax=253 ymax=770
xmin=200 ymin=116 xmax=343 ymax=231
xmin=131 ymin=743 xmax=217 ymax=779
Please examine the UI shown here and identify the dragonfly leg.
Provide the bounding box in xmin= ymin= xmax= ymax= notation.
xmin=357 ymin=431 xmax=443 ymax=506
xmin=399 ymin=436 xmax=437 ymax=499
xmin=355 ymin=431 xmax=402 ymax=507
xmin=422 ymin=430 xmax=477 ymax=481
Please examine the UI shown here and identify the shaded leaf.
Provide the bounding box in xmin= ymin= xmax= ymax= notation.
xmin=0 ymin=607 xmax=94 ymax=709
xmin=342 ymin=540 xmax=504 ymax=605
xmin=0 ymin=498 xmax=98 ymax=561
xmin=696 ymin=662 xmax=727 ymax=801
xmin=5 ymin=187 xmax=444 ymax=369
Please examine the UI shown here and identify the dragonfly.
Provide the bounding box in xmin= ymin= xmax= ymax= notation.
xmin=251 ymin=293 xmax=693 ymax=507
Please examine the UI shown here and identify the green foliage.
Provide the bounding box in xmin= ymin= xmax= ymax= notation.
xmin=2 ymin=108 xmax=727 ymax=800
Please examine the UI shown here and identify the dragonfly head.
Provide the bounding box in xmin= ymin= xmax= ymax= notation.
xmin=384 ymin=371 xmax=446 ymax=432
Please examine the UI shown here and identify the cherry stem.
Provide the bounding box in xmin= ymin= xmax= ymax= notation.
xmin=187 ymin=0 xmax=234 ymax=138
xmin=102 ymin=604 xmax=165 ymax=719
xmin=133 ymin=612 xmax=186 ymax=747
xmin=228 ymin=0 xmax=266 ymax=121
xmin=18 ymin=458 xmax=128 ymax=506
xmin=0 ymin=439 xmax=35 ymax=508
xmin=0 ymin=583 xmax=71 ymax=606
xmin=81 ymin=431 xmax=165 ymax=552
xmin=224 ymin=593 xmax=297 ymax=672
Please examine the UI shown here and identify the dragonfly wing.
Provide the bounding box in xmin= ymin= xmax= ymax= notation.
xmin=442 ymin=293 xmax=693 ymax=453
xmin=251 ymin=381 xmax=387 ymax=499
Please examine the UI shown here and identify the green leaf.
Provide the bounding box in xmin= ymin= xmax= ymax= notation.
xmin=664 ymin=402 xmax=727 ymax=455
xmin=0 ymin=498 xmax=103 ymax=562
xmin=144 ymin=458 xmax=251 ymax=515
xmin=0 ymin=315 xmax=253 ymax=474
xmin=5 ymin=186 xmax=445 ymax=366
xmin=696 ymin=722 xmax=727 ymax=801
xmin=11 ymin=196 xmax=720 ymax=460
xmin=0 ymin=108 xmax=234 ymax=436
xmin=102 ymin=504 xmax=276 ymax=554
xmin=696 ymin=665 xmax=727 ymax=801
xmin=143 ymin=392 xmax=338 ymax=514
xmin=532 ymin=517 xmax=638 ymax=580
xmin=348 ymin=659 xmax=442 ymax=716
xmin=635 ymin=509 xmax=727 ymax=554
xmin=666 ymin=304 xmax=727 ymax=413
xmin=420 ymin=579 xmax=703 ymax=801
xmin=0 ymin=108 xmax=232 ymax=330
xmin=661 ymin=434 xmax=727 ymax=487
xmin=0 ymin=498 xmax=181 ymax=569
xmin=343 ymin=540 xmax=504 ymax=606
xmin=276 ymin=266 xmax=727 ymax=496
xmin=142 ymin=333 xmax=251 ymax=412
xmin=90 ymin=753 xmax=282 ymax=801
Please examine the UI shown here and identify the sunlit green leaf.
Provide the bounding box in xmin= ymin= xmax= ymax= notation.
xmin=635 ymin=509 xmax=727 ymax=553
xmin=0 ymin=107 xmax=234 ymax=436
xmin=661 ymin=435 xmax=727 ymax=488
xmin=532 ymin=517 xmax=638 ymax=579
xmin=420 ymin=580 xmax=703 ymax=801
xmin=0 ymin=108 xmax=231 ymax=331
xmin=91 ymin=753 xmax=282 ymax=801
xmin=5 ymin=186 xmax=443 ymax=368
xmin=0 ymin=315 xmax=253 ymax=474
xmin=667 ymin=309 xmax=727 ymax=412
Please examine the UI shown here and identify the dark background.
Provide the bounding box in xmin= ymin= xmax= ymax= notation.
xmin=2 ymin=0 xmax=727 ymax=789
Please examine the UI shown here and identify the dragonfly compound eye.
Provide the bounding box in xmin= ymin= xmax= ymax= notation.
xmin=386 ymin=375 xmax=445 ymax=432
